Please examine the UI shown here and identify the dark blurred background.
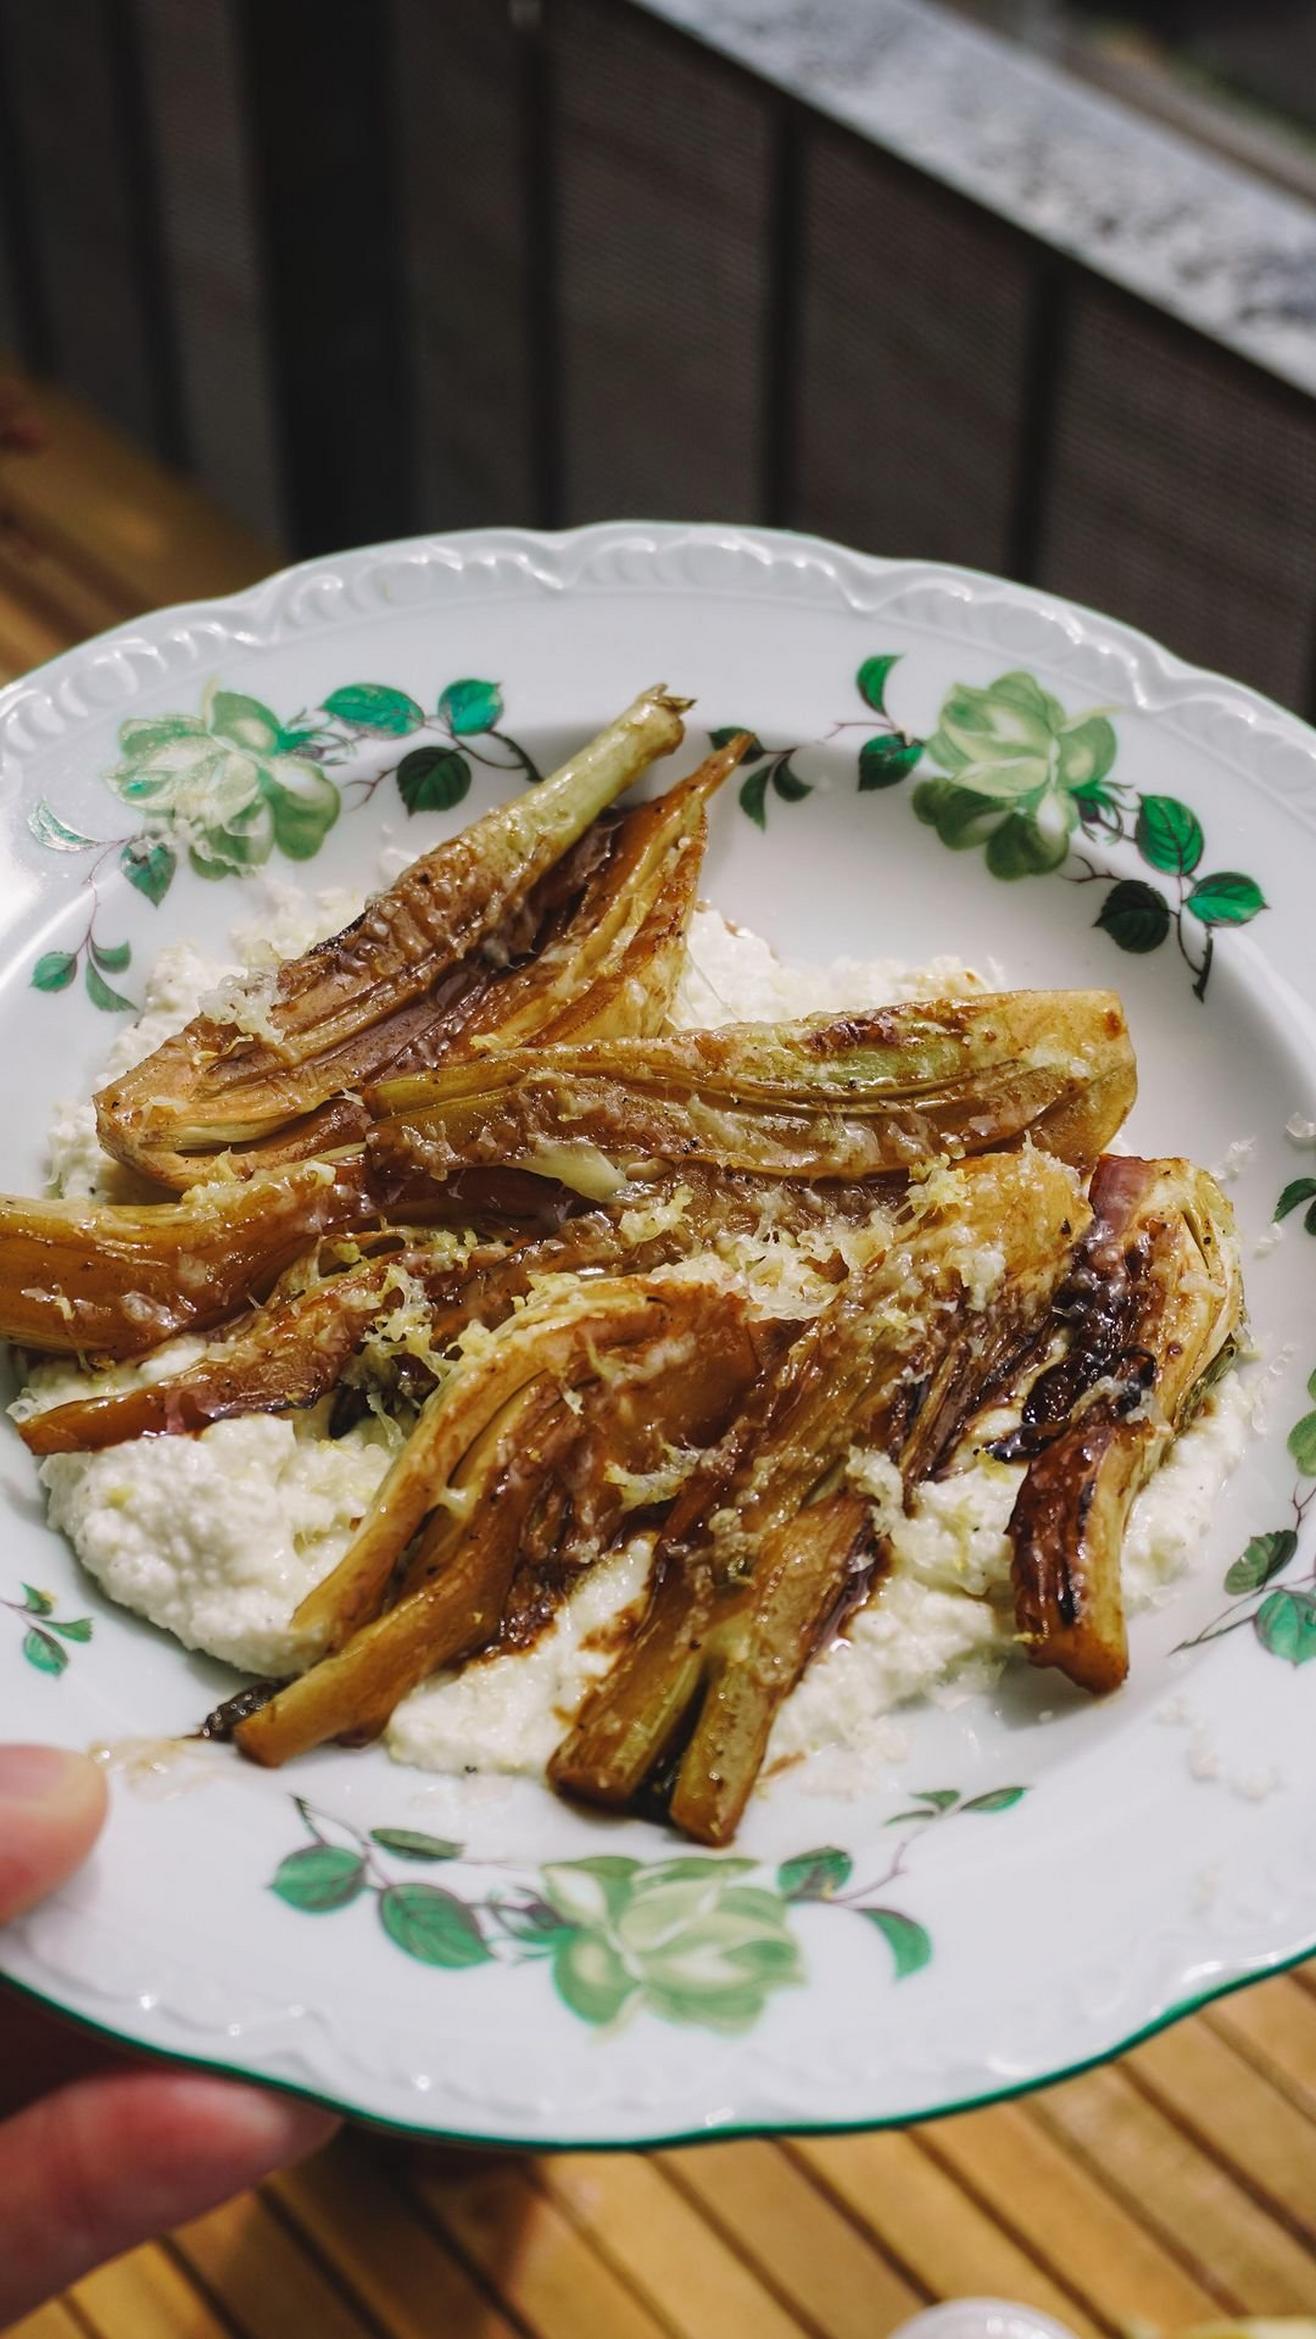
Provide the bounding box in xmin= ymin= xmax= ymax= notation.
xmin=0 ymin=0 xmax=1314 ymax=714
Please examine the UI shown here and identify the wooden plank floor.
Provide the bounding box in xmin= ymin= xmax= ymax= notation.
xmin=2 ymin=365 xmax=1314 ymax=2335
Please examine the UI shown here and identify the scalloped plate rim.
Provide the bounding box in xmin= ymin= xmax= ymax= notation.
xmin=2 ymin=518 xmax=1316 ymax=2146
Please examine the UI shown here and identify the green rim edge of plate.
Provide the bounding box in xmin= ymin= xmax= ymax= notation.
xmin=4 ymin=518 xmax=1316 ymax=2144
xmin=4 ymin=1936 xmax=1310 ymax=2151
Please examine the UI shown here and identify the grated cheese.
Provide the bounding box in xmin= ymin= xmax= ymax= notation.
xmin=20 ymin=895 xmax=1255 ymax=1802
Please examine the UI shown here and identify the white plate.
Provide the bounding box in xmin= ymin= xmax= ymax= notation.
xmin=3 ymin=521 xmax=1316 ymax=2147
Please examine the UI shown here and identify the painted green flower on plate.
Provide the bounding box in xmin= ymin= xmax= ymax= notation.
xmin=107 ymin=682 xmax=341 ymax=878
xmin=914 ymin=670 xmax=1117 ymax=880
xmin=543 ymin=1854 xmax=802 ymax=2034
xmin=263 ymin=1790 xmax=1029 ymax=2035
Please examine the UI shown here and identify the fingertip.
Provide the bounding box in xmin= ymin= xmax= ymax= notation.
xmin=0 ymin=1743 xmax=107 ymax=1823
xmin=0 ymin=1745 xmax=108 ymax=1923
xmin=138 ymin=2072 xmax=341 ymax=2178
xmin=0 ymin=2067 xmax=340 ymax=2322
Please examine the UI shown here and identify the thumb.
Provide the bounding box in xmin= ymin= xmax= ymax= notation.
xmin=0 ymin=2069 xmax=338 ymax=2323
xmin=0 ymin=1745 xmax=107 ymax=1923
xmin=0 ymin=1742 xmax=340 ymax=2325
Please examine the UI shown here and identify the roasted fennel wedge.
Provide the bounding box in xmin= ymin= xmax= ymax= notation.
xmin=448 ymin=730 xmax=751 ymax=1052
xmin=95 ymin=686 xmax=692 ymax=1187
xmin=368 ymin=989 xmax=1135 ymax=1195
xmin=15 ymin=1234 xmax=480 ymax=1453
xmin=232 ymin=1276 xmax=778 ymax=1765
xmin=1005 ymin=1154 xmax=1244 ymax=1694
xmin=551 ymin=1149 xmax=1089 ymax=1844
xmin=283 ymin=1275 xmax=759 ymax=1656
xmin=0 ymin=1160 xmax=371 ymax=1359
xmin=17 ymin=1184 xmax=754 ymax=1455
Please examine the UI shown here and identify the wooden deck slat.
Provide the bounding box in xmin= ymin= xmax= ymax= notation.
xmin=1128 ymin=2020 xmax=1316 ymax=2249
xmin=170 ymin=2192 xmax=384 ymax=2339
xmin=1036 ymin=2064 xmax=1316 ymax=2311
xmin=402 ymin=2155 xmax=673 ymax=2339
xmin=789 ymin=2133 xmax=1104 ymax=2335
xmin=1208 ymin=1970 xmax=1316 ymax=2115
xmin=533 ymin=2152 xmax=806 ymax=2339
xmin=0 ymin=531 xmax=131 ymax=648
xmin=656 ymin=2139 xmax=924 ymax=2336
xmin=69 ymin=2244 xmax=229 ymax=2339
xmin=2 ymin=2307 xmax=90 ymax=2339
xmin=916 ymin=2097 xmax=1226 ymax=2327
xmin=0 ymin=575 xmax=78 ymax=678
xmin=271 ymin=2137 xmax=522 ymax=2339
xmin=0 ymin=378 xmax=276 ymax=612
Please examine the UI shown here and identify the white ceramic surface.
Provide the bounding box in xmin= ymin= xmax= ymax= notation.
xmin=2 ymin=520 xmax=1315 ymax=2147
xmin=892 ymin=2304 xmax=1080 ymax=2339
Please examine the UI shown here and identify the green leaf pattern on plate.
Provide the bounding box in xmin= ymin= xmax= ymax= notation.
xmin=108 ymin=682 xmax=341 ymax=880
xmin=264 ymin=1788 xmax=1031 ymax=2036
xmin=859 ymin=1907 xmax=933 ymax=1979
xmin=396 ymin=745 xmax=471 ymax=815
xmin=322 ymin=683 xmax=425 ymax=735
xmin=1094 ymin=878 xmax=1171 ymax=954
xmin=1226 ymin=1531 xmax=1298 ymax=1595
xmin=25 ymin=655 xmax=1267 ymax=1005
xmin=369 ymin=1828 xmax=464 ymax=1862
xmin=270 ymin=1845 xmax=368 ymax=1912
xmin=28 ymin=669 xmax=541 ymax=999
xmin=732 ymin=741 xmax=812 ymax=830
xmin=378 ymin=1882 xmax=492 ymax=1967
xmin=1135 ymin=795 xmax=1204 ymax=877
xmin=1290 ymin=1411 xmax=1316 ymax=1478
xmin=859 ymin=733 xmax=922 ymax=791
xmin=909 ymin=667 xmax=1262 ymax=998
xmin=1254 ymin=1587 xmax=1316 ymax=1666
xmin=6 ymin=1585 xmax=94 ymax=1675
xmin=722 ymin=658 xmax=1262 ymax=1001
xmin=776 ymin=1847 xmax=853 ymax=1901
xmin=1182 ymin=1360 xmax=1316 ymax=1664
xmin=439 ymin=678 xmax=503 ymax=737
xmin=856 ymin=654 xmax=900 ymax=716
xmin=1275 ymin=1177 xmax=1316 ymax=1237
xmin=31 ymin=951 xmax=77 ymax=993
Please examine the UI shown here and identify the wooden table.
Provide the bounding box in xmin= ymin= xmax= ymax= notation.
xmin=3 ymin=370 xmax=1315 ymax=2339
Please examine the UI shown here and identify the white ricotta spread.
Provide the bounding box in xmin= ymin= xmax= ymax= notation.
xmin=387 ymin=1538 xmax=654 ymax=1778
xmin=18 ymin=875 xmax=1255 ymax=1794
xmin=671 ymin=906 xmax=990 ymax=1027
xmin=41 ymin=1411 xmax=392 ymax=1676
xmin=762 ymin=1360 xmax=1258 ymax=1774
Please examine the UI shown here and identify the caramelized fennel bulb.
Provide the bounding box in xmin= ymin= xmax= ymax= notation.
xmin=1006 ymin=1155 xmax=1244 ymax=1695
xmin=19 ymin=1177 xmax=781 ymax=1456
xmin=18 ymin=1140 xmax=894 ymax=1455
xmin=368 ymin=989 xmax=1135 ymax=1195
xmin=15 ymin=1235 xmax=479 ymax=1452
xmin=0 ymin=1160 xmax=371 ymax=1359
xmin=448 ymin=731 xmax=751 ymax=1052
xmin=551 ymin=1149 xmax=1090 ymax=1844
xmin=94 ymin=686 xmax=692 ymax=1187
xmin=231 ymin=1278 xmax=778 ymax=1768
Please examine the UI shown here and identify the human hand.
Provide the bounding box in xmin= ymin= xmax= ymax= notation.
xmin=0 ymin=1744 xmax=338 ymax=2324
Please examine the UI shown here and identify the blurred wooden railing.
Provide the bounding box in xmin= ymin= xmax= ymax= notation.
xmin=1 ymin=0 xmax=1316 ymax=714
